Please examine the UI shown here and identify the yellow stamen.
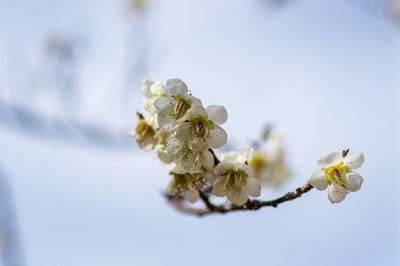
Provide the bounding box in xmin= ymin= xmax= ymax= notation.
xmin=171 ymin=97 xmax=190 ymax=120
xmin=325 ymin=162 xmax=350 ymax=190
xmin=224 ymin=170 xmax=248 ymax=193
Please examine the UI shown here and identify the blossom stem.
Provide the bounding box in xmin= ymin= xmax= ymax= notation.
xmin=167 ymin=183 xmax=314 ymax=217
xmin=198 ymin=190 xmax=216 ymax=210
xmin=208 ymin=148 xmax=220 ymax=165
xmin=167 ymin=147 xmax=317 ymax=216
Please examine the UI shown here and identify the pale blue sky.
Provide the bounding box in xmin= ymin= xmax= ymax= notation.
xmin=0 ymin=0 xmax=399 ymax=265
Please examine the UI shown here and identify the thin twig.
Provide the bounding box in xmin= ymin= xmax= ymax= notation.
xmin=208 ymin=148 xmax=220 ymax=165
xmin=199 ymin=190 xmax=215 ymax=210
xmin=165 ymin=147 xmax=336 ymax=216
xmin=167 ymin=183 xmax=314 ymax=217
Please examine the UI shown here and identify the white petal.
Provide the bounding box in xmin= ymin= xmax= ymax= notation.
xmin=166 ymin=79 xmax=188 ymax=95
xmin=205 ymin=105 xmax=228 ymax=125
xmin=201 ymin=150 xmax=214 ymax=170
xmin=214 ymin=162 xmax=234 ymax=175
xmin=317 ymin=152 xmax=343 ymax=168
xmin=347 ymin=172 xmax=363 ymax=192
xmin=154 ymin=96 xmax=173 ymax=110
xmin=188 ymin=141 xmax=208 ymax=152
xmin=184 ymin=186 xmax=199 ymax=203
xmin=174 ymin=145 xmax=202 ymax=173
xmin=175 ymin=122 xmax=193 ymax=141
xmin=204 ymin=171 xmax=217 ymax=184
xmin=209 ymin=125 xmax=227 ymax=149
xmin=238 ymin=146 xmax=254 ymax=163
xmin=157 ymin=149 xmax=174 ymax=164
xmin=187 ymin=95 xmax=202 ymax=106
xmin=246 ymin=177 xmax=261 ymax=197
xmin=157 ymin=109 xmax=174 ymax=130
xmin=343 ymin=153 xmax=364 ymax=171
xmin=166 ymin=178 xmax=175 ymax=195
xmin=212 ymin=176 xmax=227 ymax=197
xmin=308 ymin=169 xmax=328 ymax=191
xmin=137 ymin=137 xmax=156 ymax=152
xmin=185 ymin=104 xmax=207 ymax=120
xmin=140 ymin=79 xmax=154 ymax=98
xmin=226 ymin=190 xmax=248 ymax=205
xmin=220 ymin=151 xmax=238 ymax=162
xmin=327 ymin=185 xmax=347 ymax=204
xmin=166 ymin=138 xmax=180 ymax=155
xmin=150 ymin=82 xmax=165 ymax=95
xmin=238 ymin=164 xmax=254 ymax=178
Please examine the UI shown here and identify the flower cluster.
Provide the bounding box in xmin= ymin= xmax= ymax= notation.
xmin=131 ymin=78 xmax=365 ymax=207
xmin=131 ymin=78 xmax=263 ymax=205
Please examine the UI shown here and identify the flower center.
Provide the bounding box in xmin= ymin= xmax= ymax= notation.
xmin=169 ymin=173 xmax=191 ymax=194
xmin=225 ymin=169 xmax=248 ymax=192
xmin=179 ymin=147 xmax=202 ymax=171
xmin=191 ymin=118 xmax=213 ymax=144
xmin=325 ymin=162 xmax=349 ymax=190
xmin=191 ymin=173 xmax=207 ymax=190
xmin=171 ymin=96 xmax=190 ymax=120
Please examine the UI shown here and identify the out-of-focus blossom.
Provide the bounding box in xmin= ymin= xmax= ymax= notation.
xmin=129 ymin=118 xmax=157 ymax=151
xmin=249 ymin=135 xmax=290 ymax=188
xmin=129 ymin=0 xmax=148 ymax=11
xmin=140 ymin=79 xmax=167 ymax=124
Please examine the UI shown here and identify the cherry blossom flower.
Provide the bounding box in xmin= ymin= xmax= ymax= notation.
xmin=167 ymin=167 xmax=200 ymax=203
xmin=212 ymin=147 xmax=261 ymax=205
xmin=308 ymin=151 xmax=364 ymax=203
xmin=130 ymin=114 xmax=171 ymax=154
xmin=175 ymin=104 xmax=227 ymax=152
xmin=154 ymin=79 xmax=202 ymax=131
xmin=129 ymin=118 xmax=158 ymax=151
xmin=139 ymin=79 xmax=167 ymax=123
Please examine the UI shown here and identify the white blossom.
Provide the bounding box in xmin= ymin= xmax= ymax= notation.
xmin=129 ymin=118 xmax=158 ymax=151
xmin=175 ymin=104 xmax=227 ymax=151
xmin=154 ymin=79 xmax=202 ymax=131
xmin=139 ymin=79 xmax=167 ymax=123
xmin=130 ymin=114 xmax=172 ymax=154
xmin=308 ymin=152 xmax=364 ymax=204
xmin=249 ymin=135 xmax=290 ymax=187
xmin=212 ymin=147 xmax=261 ymax=205
xmin=166 ymin=167 xmax=200 ymax=203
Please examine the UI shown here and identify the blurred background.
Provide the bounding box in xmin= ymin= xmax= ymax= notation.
xmin=0 ymin=0 xmax=399 ymax=265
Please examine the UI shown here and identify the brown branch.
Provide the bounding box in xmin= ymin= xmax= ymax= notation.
xmin=199 ymin=190 xmax=216 ymax=210
xmin=165 ymin=147 xmax=336 ymax=216
xmin=167 ymin=183 xmax=314 ymax=217
xmin=208 ymin=148 xmax=220 ymax=165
